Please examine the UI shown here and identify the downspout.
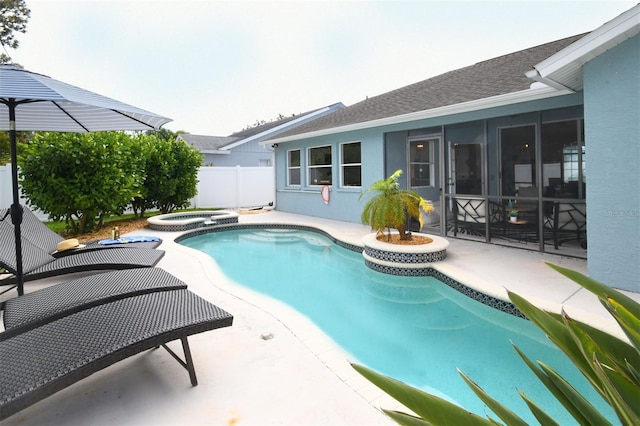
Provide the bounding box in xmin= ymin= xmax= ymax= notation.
xmin=263 ymin=143 xmax=277 ymax=210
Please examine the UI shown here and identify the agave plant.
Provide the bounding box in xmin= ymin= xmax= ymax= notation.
xmin=360 ymin=169 xmax=433 ymax=241
xmin=353 ymin=263 xmax=640 ymax=425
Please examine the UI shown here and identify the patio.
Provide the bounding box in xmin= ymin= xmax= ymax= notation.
xmin=1 ymin=210 xmax=637 ymax=425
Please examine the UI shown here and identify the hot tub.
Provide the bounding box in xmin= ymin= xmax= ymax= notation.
xmin=147 ymin=210 xmax=239 ymax=232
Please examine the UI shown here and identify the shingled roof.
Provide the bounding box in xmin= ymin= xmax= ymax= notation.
xmin=179 ymin=103 xmax=345 ymax=151
xmin=272 ymin=33 xmax=586 ymax=139
xmin=179 ymin=134 xmax=239 ymax=151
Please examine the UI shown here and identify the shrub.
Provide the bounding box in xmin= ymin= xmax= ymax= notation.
xmin=19 ymin=131 xmax=144 ymax=233
xmin=141 ymin=136 xmax=202 ymax=214
xmin=360 ymin=169 xmax=433 ymax=241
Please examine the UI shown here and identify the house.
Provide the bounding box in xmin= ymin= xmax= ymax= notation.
xmin=263 ymin=5 xmax=639 ymax=292
xmin=178 ymin=102 xmax=344 ymax=167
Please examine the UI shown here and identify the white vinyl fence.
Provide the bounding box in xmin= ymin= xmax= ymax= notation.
xmin=191 ymin=166 xmax=275 ymax=209
xmin=0 ymin=164 xmax=275 ymax=215
xmin=0 ymin=163 xmax=33 ymax=213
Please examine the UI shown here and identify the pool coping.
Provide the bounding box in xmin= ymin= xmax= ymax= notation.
xmin=146 ymin=211 xmax=640 ymax=420
xmin=170 ymin=219 xmax=614 ymax=420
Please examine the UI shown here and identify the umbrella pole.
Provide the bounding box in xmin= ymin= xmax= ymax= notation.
xmin=8 ymin=100 xmax=25 ymax=296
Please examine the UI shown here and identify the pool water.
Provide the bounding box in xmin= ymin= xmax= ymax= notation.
xmin=181 ymin=228 xmax=615 ymax=424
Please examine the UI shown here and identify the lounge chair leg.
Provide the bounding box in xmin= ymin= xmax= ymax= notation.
xmin=181 ymin=337 xmax=198 ymax=386
xmin=161 ymin=337 xmax=198 ymax=386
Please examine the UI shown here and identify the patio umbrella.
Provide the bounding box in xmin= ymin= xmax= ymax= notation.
xmin=0 ymin=64 xmax=172 ymax=296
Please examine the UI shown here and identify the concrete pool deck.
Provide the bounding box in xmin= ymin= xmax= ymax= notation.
xmin=2 ymin=210 xmax=638 ymax=425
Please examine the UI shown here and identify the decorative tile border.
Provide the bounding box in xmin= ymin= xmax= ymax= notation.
xmin=364 ymin=246 xmax=448 ymax=263
xmin=176 ymin=223 xmax=524 ymax=319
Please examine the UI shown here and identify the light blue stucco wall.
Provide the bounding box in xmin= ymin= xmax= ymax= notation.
xmin=584 ymin=35 xmax=640 ymax=292
xmin=274 ymin=93 xmax=583 ymax=225
xmin=274 ymin=127 xmax=384 ymax=223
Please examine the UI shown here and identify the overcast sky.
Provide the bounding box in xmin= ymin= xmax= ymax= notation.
xmin=11 ymin=0 xmax=638 ymax=135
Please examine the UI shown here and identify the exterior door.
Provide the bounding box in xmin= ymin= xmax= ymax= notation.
xmin=408 ymin=137 xmax=441 ymax=232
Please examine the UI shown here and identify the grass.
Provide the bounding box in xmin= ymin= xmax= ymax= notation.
xmin=43 ymin=208 xmax=219 ymax=240
xmin=44 ymin=212 xmax=156 ymax=234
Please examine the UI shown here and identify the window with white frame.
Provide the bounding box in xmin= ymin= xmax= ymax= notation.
xmin=409 ymin=139 xmax=435 ymax=187
xmin=287 ymin=149 xmax=301 ymax=186
xmin=340 ymin=141 xmax=361 ymax=187
xmin=308 ymin=145 xmax=332 ymax=185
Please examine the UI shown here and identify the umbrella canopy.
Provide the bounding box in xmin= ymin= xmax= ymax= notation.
xmin=0 ymin=64 xmax=172 ymax=295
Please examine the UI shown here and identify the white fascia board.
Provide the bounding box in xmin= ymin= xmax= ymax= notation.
xmin=532 ymin=5 xmax=639 ymax=79
xmin=267 ymin=86 xmax=572 ymax=144
xmin=225 ymin=105 xmax=334 ymax=150
xmin=201 ymin=150 xmax=230 ymax=155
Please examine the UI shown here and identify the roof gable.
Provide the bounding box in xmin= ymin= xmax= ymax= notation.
xmin=179 ymin=102 xmax=345 ymax=152
xmin=178 ymin=134 xmax=239 ymax=152
xmin=527 ymin=4 xmax=640 ymax=91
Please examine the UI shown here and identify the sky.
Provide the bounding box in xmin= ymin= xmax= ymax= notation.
xmin=10 ymin=0 xmax=638 ymax=136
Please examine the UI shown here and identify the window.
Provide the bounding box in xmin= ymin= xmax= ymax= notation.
xmin=287 ymin=149 xmax=300 ymax=186
xmin=541 ymin=119 xmax=585 ymax=199
xmin=340 ymin=141 xmax=361 ymax=187
xmin=308 ymin=145 xmax=332 ymax=185
xmin=409 ymin=139 xmax=435 ymax=187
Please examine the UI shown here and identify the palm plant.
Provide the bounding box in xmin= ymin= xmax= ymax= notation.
xmin=360 ymin=169 xmax=433 ymax=241
xmin=353 ymin=263 xmax=640 ymax=425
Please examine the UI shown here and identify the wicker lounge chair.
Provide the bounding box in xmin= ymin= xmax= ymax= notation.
xmin=0 ymin=288 xmax=233 ymax=420
xmin=0 ymin=219 xmax=165 ymax=287
xmin=1 ymin=207 xmax=162 ymax=257
xmin=2 ymin=268 xmax=187 ymax=331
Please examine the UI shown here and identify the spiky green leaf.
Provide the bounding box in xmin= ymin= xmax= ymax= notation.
xmin=508 ymin=292 xmax=599 ymax=386
xmin=458 ymin=369 xmax=527 ymax=426
xmin=516 ymin=389 xmax=560 ymax=426
xmin=382 ymin=410 xmax=433 ymax=426
xmin=351 ymin=363 xmax=494 ymax=425
xmin=545 ymin=263 xmax=640 ymax=319
xmin=604 ymin=297 xmax=640 ymax=355
xmin=590 ymin=352 xmax=640 ymax=426
xmin=513 ymin=345 xmax=611 ymax=425
xmin=539 ymin=360 xmax=614 ymax=425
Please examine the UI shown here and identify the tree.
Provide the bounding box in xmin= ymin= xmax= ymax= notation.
xmin=142 ymin=136 xmax=202 ymax=214
xmin=145 ymin=127 xmax=186 ymax=141
xmin=360 ymin=169 xmax=433 ymax=241
xmin=0 ymin=0 xmax=30 ymax=64
xmin=353 ymin=263 xmax=640 ymax=425
xmin=0 ymin=130 xmax=30 ymax=164
xmin=19 ymin=131 xmax=145 ymax=233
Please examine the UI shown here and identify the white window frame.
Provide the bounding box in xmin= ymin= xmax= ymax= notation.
xmin=408 ymin=138 xmax=435 ymax=188
xmin=340 ymin=141 xmax=361 ymax=188
xmin=307 ymin=145 xmax=332 ymax=186
xmin=287 ymin=149 xmax=301 ymax=186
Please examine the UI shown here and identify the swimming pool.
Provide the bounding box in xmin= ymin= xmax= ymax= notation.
xmin=180 ymin=227 xmax=614 ymax=424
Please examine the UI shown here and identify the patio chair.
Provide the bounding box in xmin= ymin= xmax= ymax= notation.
xmin=544 ymin=202 xmax=587 ymax=249
xmin=0 ymin=219 xmax=165 ymax=287
xmin=1 ymin=207 xmax=162 ymax=257
xmin=2 ymin=268 xmax=187 ymax=330
xmin=453 ymin=198 xmax=501 ymax=237
xmin=0 ymin=288 xmax=233 ymax=420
